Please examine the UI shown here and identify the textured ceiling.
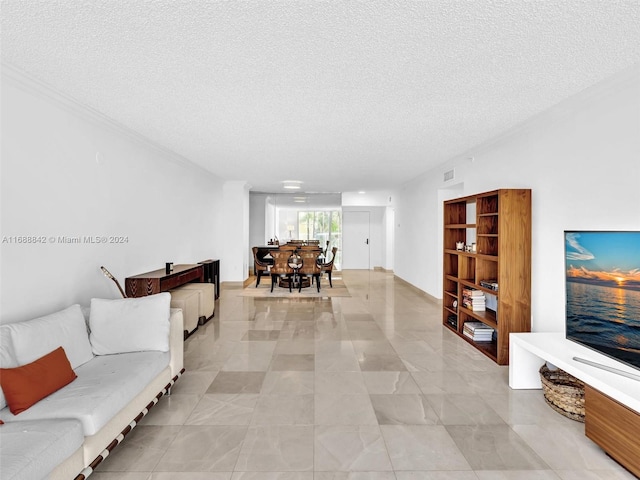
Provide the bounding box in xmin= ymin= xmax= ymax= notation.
xmin=2 ymin=1 xmax=639 ymax=194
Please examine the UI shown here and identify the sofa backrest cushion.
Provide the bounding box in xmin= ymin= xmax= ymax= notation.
xmin=0 ymin=330 xmax=18 ymax=410
xmin=0 ymin=346 xmax=77 ymax=415
xmin=89 ymin=292 xmax=171 ymax=355
xmin=2 ymin=304 xmax=94 ymax=371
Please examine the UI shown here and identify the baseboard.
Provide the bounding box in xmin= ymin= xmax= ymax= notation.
xmin=393 ymin=275 xmax=441 ymax=304
xmin=221 ymin=281 xmax=245 ymax=290
xmin=373 ymin=266 xmax=394 ymax=273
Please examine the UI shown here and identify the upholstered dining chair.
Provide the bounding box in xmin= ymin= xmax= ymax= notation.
xmin=299 ymin=245 xmax=322 ymax=252
xmin=270 ymin=250 xmax=295 ymax=292
xmin=297 ymin=251 xmax=322 ymax=292
xmin=252 ymin=247 xmax=271 ymax=287
xmin=319 ymin=247 xmax=338 ymax=287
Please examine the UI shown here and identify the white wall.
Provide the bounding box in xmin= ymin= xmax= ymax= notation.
xmin=222 ymin=181 xmax=250 ymax=282
xmin=248 ymin=192 xmax=270 ymax=273
xmin=342 ymin=190 xmax=393 ymax=207
xmin=249 ymin=192 xmax=267 ymax=249
xmin=394 ymin=65 xmax=640 ymax=333
xmin=382 ymin=206 xmax=395 ymax=271
xmin=0 ymin=67 xmax=224 ymax=324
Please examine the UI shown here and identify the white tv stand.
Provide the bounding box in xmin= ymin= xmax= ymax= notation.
xmin=510 ymin=332 xmax=640 ymax=476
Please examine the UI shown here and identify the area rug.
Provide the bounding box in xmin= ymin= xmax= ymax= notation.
xmin=239 ymin=277 xmax=350 ymax=298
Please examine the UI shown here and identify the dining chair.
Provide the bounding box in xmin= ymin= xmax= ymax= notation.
xmin=252 ymin=246 xmax=271 ymax=287
xmin=297 ymin=251 xmax=322 ymax=292
xmin=270 ymin=250 xmax=295 ymax=292
xmin=299 ymin=245 xmax=322 ymax=251
xmin=319 ymin=247 xmax=338 ymax=287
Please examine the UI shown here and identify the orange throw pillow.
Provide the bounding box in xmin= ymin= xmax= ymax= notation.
xmin=0 ymin=346 xmax=77 ymax=415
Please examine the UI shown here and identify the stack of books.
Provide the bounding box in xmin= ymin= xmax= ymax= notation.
xmin=480 ymin=279 xmax=498 ymax=291
xmin=462 ymin=288 xmax=485 ymax=311
xmin=463 ymin=321 xmax=495 ymax=342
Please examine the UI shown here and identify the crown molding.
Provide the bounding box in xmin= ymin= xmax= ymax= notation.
xmin=1 ymin=61 xmax=222 ymax=181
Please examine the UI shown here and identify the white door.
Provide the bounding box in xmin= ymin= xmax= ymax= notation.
xmin=342 ymin=211 xmax=370 ymax=269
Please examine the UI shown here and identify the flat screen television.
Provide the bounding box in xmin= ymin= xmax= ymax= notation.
xmin=565 ymin=231 xmax=640 ymax=371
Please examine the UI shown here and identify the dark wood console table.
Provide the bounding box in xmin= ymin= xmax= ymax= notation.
xmin=199 ymin=259 xmax=220 ymax=299
xmin=125 ymin=264 xmax=204 ymax=298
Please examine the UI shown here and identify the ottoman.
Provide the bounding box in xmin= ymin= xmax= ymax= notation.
xmin=169 ymin=288 xmax=200 ymax=338
xmin=172 ymin=283 xmax=215 ymax=325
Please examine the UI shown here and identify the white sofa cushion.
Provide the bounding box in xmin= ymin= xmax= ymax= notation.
xmin=0 ymin=418 xmax=83 ymax=480
xmin=0 ymin=351 xmax=170 ymax=436
xmin=0 ymin=331 xmax=18 ymax=410
xmin=89 ymin=293 xmax=171 ymax=355
xmin=2 ymin=305 xmax=94 ymax=370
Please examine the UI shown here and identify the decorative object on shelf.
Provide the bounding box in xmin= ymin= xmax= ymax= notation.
xmin=471 ymin=242 xmax=477 ymax=253
xmin=452 ymin=299 xmax=458 ymax=310
xmin=165 ymin=262 xmax=173 ymax=274
xmin=456 ymin=241 xmax=464 ymax=251
xmin=479 ymin=279 xmax=498 ymax=291
xmin=539 ymin=363 xmax=585 ymax=422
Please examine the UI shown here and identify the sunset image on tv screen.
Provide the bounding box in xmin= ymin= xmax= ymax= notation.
xmin=565 ymin=231 xmax=640 ymax=370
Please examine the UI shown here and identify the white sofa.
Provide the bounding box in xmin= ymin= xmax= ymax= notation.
xmin=0 ymin=294 xmax=184 ymax=480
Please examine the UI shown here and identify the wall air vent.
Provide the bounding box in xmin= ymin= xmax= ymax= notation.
xmin=444 ymin=169 xmax=455 ymax=182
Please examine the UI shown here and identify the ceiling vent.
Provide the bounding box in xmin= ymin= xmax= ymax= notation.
xmin=444 ymin=169 xmax=455 ymax=182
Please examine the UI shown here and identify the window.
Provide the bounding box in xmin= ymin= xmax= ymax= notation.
xmin=298 ymin=210 xmax=341 ymax=267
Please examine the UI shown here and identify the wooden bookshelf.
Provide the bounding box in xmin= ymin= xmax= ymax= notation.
xmin=442 ymin=189 xmax=531 ymax=365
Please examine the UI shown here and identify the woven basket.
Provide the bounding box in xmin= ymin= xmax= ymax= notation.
xmin=539 ymin=364 xmax=585 ymax=422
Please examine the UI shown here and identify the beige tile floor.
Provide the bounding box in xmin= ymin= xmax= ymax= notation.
xmin=93 ymin=270 xmax=636 ymax=480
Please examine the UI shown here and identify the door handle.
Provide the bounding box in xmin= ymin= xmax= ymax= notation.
xmin=366 ymin=239 xmax=369 ymax=245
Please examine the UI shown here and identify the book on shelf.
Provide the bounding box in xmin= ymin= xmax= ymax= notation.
xmin=463 ymin=321 xmax=494 ymax=342
xmin=462 ymin=330 xmax=493 ymax=342
xmin=462 ymin=296 xmax=485 ymax=302
xmin=463 ymin=321 xmax=493 ymax=332
xmin=463 ymin=304 xmax=485 ymax=310
xmin=462 ymin=288 xmax=486 ymax=311
xmin=462 ymin=288 xmax=485 ymax=296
